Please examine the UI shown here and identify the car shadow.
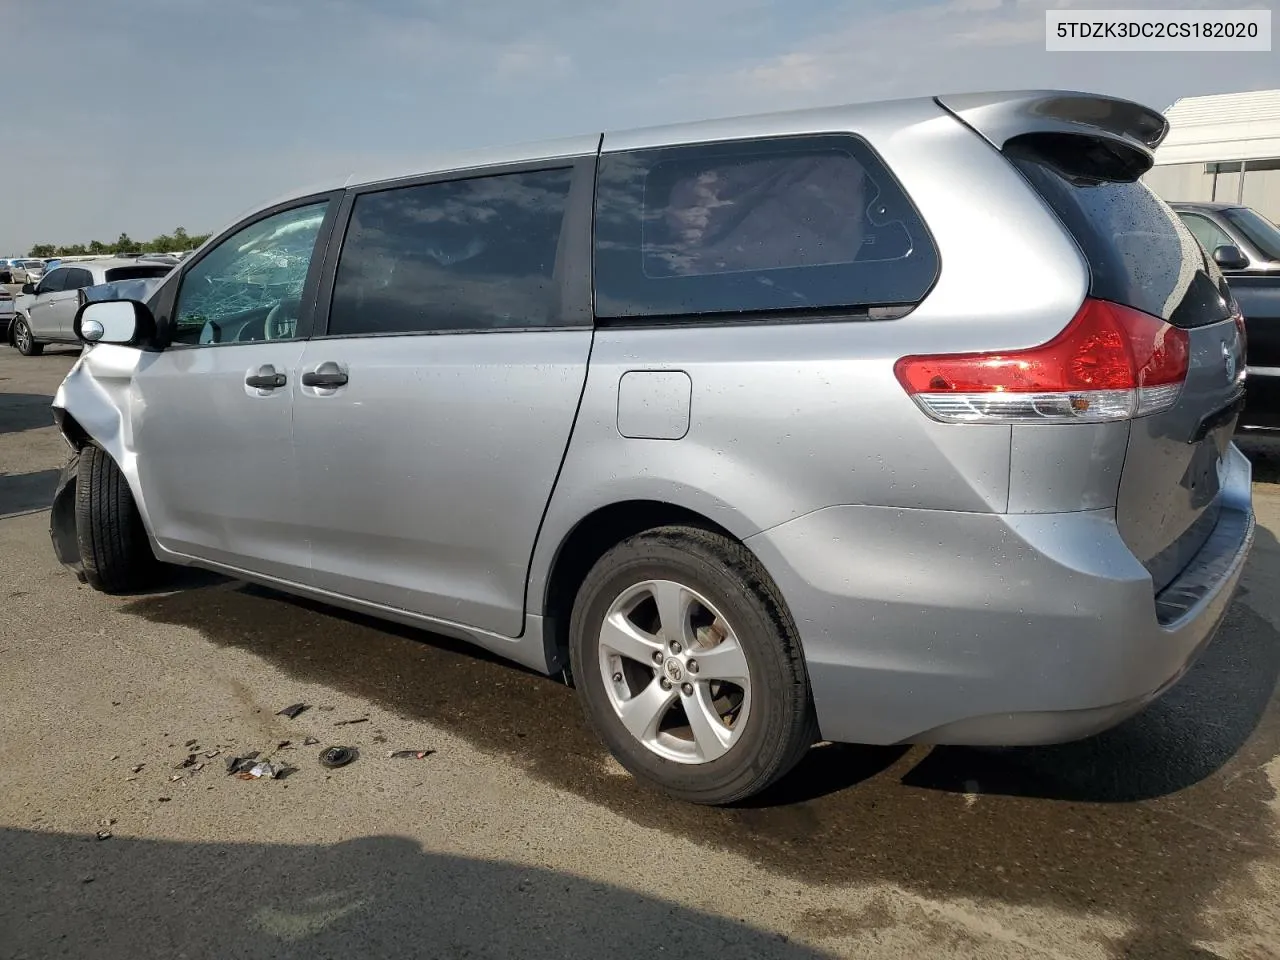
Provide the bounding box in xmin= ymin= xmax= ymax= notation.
xmin=120 ymin=521 xmax=1280 ymax=957
xmin=0 ymin=829 xmax=825 ymax=959
xmin=0 ymin=391 xmax=56 ymax=436
xmin=0 ymin=468 xmax=60 ymax=519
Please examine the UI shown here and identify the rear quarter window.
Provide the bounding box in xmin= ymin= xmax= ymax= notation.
xmin=593 ymin=134 xmax=939 ymax=320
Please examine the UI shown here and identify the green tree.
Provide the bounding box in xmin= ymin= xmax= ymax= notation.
xmin=113 ymin=233 xmax=135 ymax=254
xmin=172 ymin=227 xmax=190 ymax=250
xmin=88 ymin=240 xmax=109 ymax=254
xmin=62 ymin=243 xmax=87 ymax=256
xmin=146 ymin=233 xmax=175 ymax=253
xmin=28 ymin=243 xmax=55 ymax=258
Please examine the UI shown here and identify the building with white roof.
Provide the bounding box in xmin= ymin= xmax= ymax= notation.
xmin=1144 ymin=89 xmax=1280 ymax=222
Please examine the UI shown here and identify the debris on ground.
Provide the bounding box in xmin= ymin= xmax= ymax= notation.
xmin=173 ymin=754 xmax=198 ymax=770
xmin=237 ymin=761 xmax=284 ymax=780
xmin=184 ymin=739 xmax=198 ymax=747
xmin=99 ymin=818 xmax=116 ymax=828
xmin=277 ymin=703 xmax=310 ymax=719
xmin=303 ymin=737 xmax=319 ymax=746
xmin=125 ymin=777 xmax=137 ymax=783
xmin=333 ymin=717 xmax=369 ymax=727
xmin=389 ymin=750 xmax=435 ymax=760
xmin=96 ymin=830 xmax=111 ymax=841
xmin=276 ymin=740 xmax=292 ymax=751
xmin=109 ymin=755 xmax=119 ymax=761
xmin=130 ymin=764 xmax=144 ymax=774
xmin=169 ymin=774 xmax=183 ymax=783
xmin=318 ymin=746 xmax=357 ymax=769
xmin=372 ymin=734 xmax=387 ymax=744
xmin=157 ymin=797 xmax=171 ymax=803
xmin=318 ymin=705 xmax=335 ymax=712
xmin=225 ymin=752 xmax=260 ymax=775
xmin=193 ymin=762 xmax=205 ymax=772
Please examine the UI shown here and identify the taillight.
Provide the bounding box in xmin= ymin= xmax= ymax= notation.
xmin=894 ymin=298 xmax=1189 ymax=424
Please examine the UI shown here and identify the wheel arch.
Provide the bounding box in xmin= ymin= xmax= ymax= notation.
xmin=538 ymin=498 xmax=770 ymax=676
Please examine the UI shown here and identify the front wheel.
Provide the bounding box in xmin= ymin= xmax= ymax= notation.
xmin=75 ymin=445 xmax=159 ymax=593
xmin=569 ymin=525 xmax=817 ymax=805
xmin=13 ymin=318 xmax=42 ymax=356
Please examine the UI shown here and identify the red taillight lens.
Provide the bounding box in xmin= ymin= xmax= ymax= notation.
xmin=894 ymin=298 xmax=1189 ymax=423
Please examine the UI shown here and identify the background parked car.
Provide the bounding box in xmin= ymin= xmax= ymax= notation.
xmin=1173 ymin=203 xmax=1280 ymax=275
xmin=0 ymin=258 xmax=21 ymax=283
xmin=1172 ymin=204 xmax=1280 ymax=434
xmin=10 ymin=258 xmax=175 ymax=355
xmin=0 ymin=287 xmax=14 ymax=342
xmin=10 ymin=259 xmax=47 ymax=285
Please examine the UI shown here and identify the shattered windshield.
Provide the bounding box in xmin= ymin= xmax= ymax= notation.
xmin=174 ymin=202 xmax=328 ymax=336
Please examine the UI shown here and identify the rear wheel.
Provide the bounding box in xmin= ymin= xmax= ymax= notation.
xmin=570 ymin=525 xmax=817 ymax=805
xmin=75 ymin=445 xmax=158 ymax=593
xmin=14 ymin=318 xmax=42 ymax=356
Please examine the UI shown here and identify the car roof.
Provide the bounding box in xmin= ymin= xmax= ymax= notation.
xmin=262 ymin=89 xmax=1151 ymax=207
xmin=52 ymin=258 xmax=174 ymax=275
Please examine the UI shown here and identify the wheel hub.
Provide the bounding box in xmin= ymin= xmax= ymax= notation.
xmin=597 ymin=578 xmax=752 ymax=765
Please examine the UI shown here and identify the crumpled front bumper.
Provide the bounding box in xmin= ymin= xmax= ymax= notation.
xmin=49 ymin=451 xmax=85 ymax=582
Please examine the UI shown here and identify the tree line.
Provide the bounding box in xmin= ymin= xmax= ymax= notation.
xmin=27 ymin=227 xmax=212 ymax=259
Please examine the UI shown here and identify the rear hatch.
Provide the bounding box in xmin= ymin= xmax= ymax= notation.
xmin=936 ymin=93 xmax=1243 ymax=592
xmin=1008 ymin=144 xmax=1242 ymax=591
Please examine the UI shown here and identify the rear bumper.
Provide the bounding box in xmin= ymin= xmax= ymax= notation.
xmin=745 ymin=444 xmax=1255 ymax=746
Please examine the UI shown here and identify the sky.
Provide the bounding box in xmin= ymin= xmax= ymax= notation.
xmin=2 ymin=0 xmax=1276 ymax=254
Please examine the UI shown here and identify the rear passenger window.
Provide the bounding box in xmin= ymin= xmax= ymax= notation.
xmin=328 ymin=168 xmax=573 ymax=336
xmin=593 ymin=135 xmax=939 ymax=320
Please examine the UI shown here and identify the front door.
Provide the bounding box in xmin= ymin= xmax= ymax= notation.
xmin=131 ymin=198 xmax=337 ymax=582
xmin=294 ymin=161 xmax=594 ymax=636
xmin=25 ymin=268 xmax=73 ymax=340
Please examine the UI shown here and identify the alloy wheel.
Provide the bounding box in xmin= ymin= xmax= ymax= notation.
xmin=597 ymin=579 xmax=752 ymax=764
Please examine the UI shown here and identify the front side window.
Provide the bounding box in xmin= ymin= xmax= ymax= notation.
xmin=1178 ymin=213 xmax=1236 ymax=259
xmin=327 ymin=168 xmax=573 ymax=336
xmin=172 ymin=201 xmax=329 ymax=346
xmin=1222 ymin=207 xmax=1280 ymax=261
xmin=36 ymin=269 xmax=68 ymax=294
xmin=593 ymin=135 xmax=939 ymax=320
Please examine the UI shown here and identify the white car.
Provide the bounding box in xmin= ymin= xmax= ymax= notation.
xmin=11 ymin=259 xmax=175 ymax=355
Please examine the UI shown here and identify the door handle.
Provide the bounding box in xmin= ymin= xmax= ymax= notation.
xmin=302 ymin=365 xmax=348 ymax=388
xmin=246 ymin=365 xmax=287 ymax=390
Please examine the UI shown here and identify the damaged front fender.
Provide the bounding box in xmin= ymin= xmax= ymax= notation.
xmin=50 ymin=450 xmax=85 ymax=581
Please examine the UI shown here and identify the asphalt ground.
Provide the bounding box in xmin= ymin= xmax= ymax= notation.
xmin=2 ymin=346 xmax=1279 ymax=959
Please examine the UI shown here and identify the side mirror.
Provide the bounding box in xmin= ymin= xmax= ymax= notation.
xmin=21 ymin=282 xmax=35 ymax=295
xmin=1213 ymin=244 xmax=1249 ymax=271
xmin=73 ymin=299 xmax=157 ymax=347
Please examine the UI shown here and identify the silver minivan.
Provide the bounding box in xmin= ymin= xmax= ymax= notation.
xmin=52 ymin=90 xmax=1254 ymax=804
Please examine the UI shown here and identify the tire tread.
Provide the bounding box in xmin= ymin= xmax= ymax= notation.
xmin=75 ymin=446 xmax=155 ymax=593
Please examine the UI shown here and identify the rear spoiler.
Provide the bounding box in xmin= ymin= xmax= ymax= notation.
xmin=936 ymin=90 xmax=1168 ymax=175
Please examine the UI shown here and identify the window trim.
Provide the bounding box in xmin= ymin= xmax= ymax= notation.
xmin=310 ymin=154 xmax=598 ymax=341
xmin=156 ymin=191 xmax=343 ymax=350
xmin=590 ymin=132 xmax=941 ymax=327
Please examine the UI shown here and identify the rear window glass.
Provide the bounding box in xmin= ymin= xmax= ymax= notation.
xmin=104 ymin=265 xmax=173 ymax=282
xmin=593 ymin=135 xmax=939 ymax=320
xmin=1009 ymin=149 xmax=1232 ymax=328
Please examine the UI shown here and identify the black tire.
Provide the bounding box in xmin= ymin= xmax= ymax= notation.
xmin=75 ymin=445 xmax=158 ymax=593
xmin=13 ymin=318 xmax=42 ymax=356
xmin=570 ymin=525 xmax=817 ymax=805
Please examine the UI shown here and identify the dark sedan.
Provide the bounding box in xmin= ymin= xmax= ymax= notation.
xmin=1172 ymin=202 xmax=1280 ymax=434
